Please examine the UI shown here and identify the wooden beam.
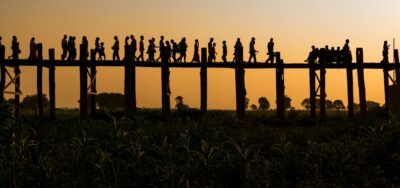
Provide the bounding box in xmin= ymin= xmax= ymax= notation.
xmin=200 ymin=48 xmax=207 ymax=114
xmin=346 ymin=63 xmax=354 ymax=119
xmin=235 ymin=46 xmax=246 ymax=119
xmin=37 ymin=43 xmax=43 ymax=118
xmin=276 ymin=52 xmax=285 ymax=119
xmin=0 ymin=45 xmax=5 ymax=103
xmin=320 ymin=60 xmax=326 ymax=123
xmin=356 ymin=48 xmax=367 ymax=116
xmin=309 ymin=59 xmax=316 ymax=118
xmin=49 ymin=49 xmax=56 ymax=119
xmin=79 ymin=44 xmax=88 ymax=120
xmin=90 ymin=49 xmax=97 ymax=116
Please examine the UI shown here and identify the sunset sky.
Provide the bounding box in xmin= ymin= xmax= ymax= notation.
xmin=1 ymin=0 xmax=400 ymax=109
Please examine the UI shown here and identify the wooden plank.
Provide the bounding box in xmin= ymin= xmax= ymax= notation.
xmin=346 ymin=63 xmax=354 ymax=119
xmin=276 ymin=52 xmax=285 ymax=119
xmin=49 ymin=49 xmax=56 ymax=119
xmin=37 ymin=43 xmax=43 ymax=118
xmin=0 ymin=45 xmax=5 ymax=103
xmin=356 ymin=48 xmax=367 ymax=116
xmin=90 ymin=49 xmax=97 ymax=115
xmin=79 ymin=44 xmax=88 ymax=120
xmin=235 ymin=46 xmax=246 ymax=119
xmin=200 ymin=48 xmax=207 ymax=114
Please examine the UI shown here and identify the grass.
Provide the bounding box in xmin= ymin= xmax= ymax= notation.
xmin=1 ymin=102 xmax=400 ymax=187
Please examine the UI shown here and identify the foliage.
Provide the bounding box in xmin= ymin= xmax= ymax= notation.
xmin=175 ymin=96 xmax=189 ymax=111
xmin=95 ymin=93 xmax=124 ymax=109
xmin=20 ymin=94 xmax=50 ymax=112
xmin=0 ymin=107 xmax=400 ymax=187
xmin=258 ymin=97 xmax=270 ymax=111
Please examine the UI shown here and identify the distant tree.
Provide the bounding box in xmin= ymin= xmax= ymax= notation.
xmin=284 ymin=95 xmax=292 ymax=110
xmin=326 ymin=100 xmax=334 ymax=110
xmin=258 ymin=97 xmax=270 ymax=111
xmin=20 ymin=94 xmax=49 ymax=112
xmin=250 ymin=104 xmax=258 ymax=111
xmin=96 ymin=93 xmax=124 ymax=109
xmin=245 ymin=98 xmax=250 ymax=110
xmin=301 ymin=98 xmax=310 ymax=110
xmin=333 ymin=100 xmax=345 ymax=110
xmin=353 ymin=103 xmax=360 ymax=111
xmin=175 ymin=96 xmax=189 ymax=111
xmin=366 ymin=101 xmax=381 ymax=111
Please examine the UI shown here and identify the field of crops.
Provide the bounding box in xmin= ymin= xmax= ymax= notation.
xmin=1 ymin=102 xmax=400 ymax=187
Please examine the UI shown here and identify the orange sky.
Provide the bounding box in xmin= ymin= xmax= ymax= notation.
xmin=1 ymin=0 xmax=400 ymax=109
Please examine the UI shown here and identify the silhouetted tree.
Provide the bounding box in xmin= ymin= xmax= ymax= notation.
xmin=366 ymin=101 xmax=381 ymax=111
xmin=284 ymin=95 xmax=292 ymax=110
xmin=301 ymin=98 xmax=310 ymax=110
xmin=175 ymin=96 xmax=188 ymax=111
xmin=20 ymin=94 xmax=49 ymax=112
xmin=95 ymin=93 xmax=124 ymax=109
xmin=333 ymin=100 xmax=345 ymax=110
xmin=326 ymin=99 xmax=334 ymax=110
xmin=250 ymin=104 xmax=258 ymax=111
xmin=258 ymin=97 xmax=270 ymax=111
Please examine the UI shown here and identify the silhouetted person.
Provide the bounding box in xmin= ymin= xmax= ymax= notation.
xmin=166 ymin=41 xmax=172 ymax=63
xmin=342 ymin=39 xmax=352 ymax=64
xmin=112 ymin=36 xmax=120 ymax=61
xmin=211 ymin=43 xmax=217 ymax=62
xmin=382 ymin=40 xmax=390 ymax=63
xmin=208 ymin=38 xmax=214 ymax=62
xmin=137 ymin=35 xmax=145 ymax=61
xmin=172 ymin=40 xmax=179 ymax=63
xmin=61 ymin=35 xmax=68 ymax=60
xmin=82 ymin=36 xmax=89 ymax=59
xmin=177 ymin=37 xmax=188 ymax=63
xmin=222 ymin=41 xmax=227 ymax=63
xmin=28 ymin=37 xmax=37 ymax=60
xmin=192 ymin=39 xmax=200 ymax=63
xmin=325 ymin=45 xmax=333 ymax=64
xmin=67 ymin=36 xmax=76 ymax=61
xmin=147 ymin=39 xmax=156 ymax=63
xmin=248 ymin=37 xmax=257 ymax=63
xmin=99 ymin=42 xmax=106 ymax=60
xmin=266 ymin=38 xmax=275 ymax=63
xmin=156 ymin=36 xmax=165 ymax=62
xmin=233 ymin=38 xmax=242 ymax=62
xmin=94 ymin=37 xmax=100 ymax=59
xmin=336 ymin=47 xmax=342 ymax=64
xmin=9 ymin=36 xmax=20 ymax=59
xmin=305 ymin=45 xmax=319 ymax=63
xmin=124 ymin=36 xmax=131 ymax=61
xmin=318 ymin=48 xmax=326 ymax=64
xmin=0 ymin=36 xmax=2 ymax=46
xmin=130 ymin=35 xmax=137 ymax=60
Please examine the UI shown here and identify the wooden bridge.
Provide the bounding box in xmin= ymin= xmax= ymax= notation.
xmin=1 ymin=43 xmax=400 ymax=122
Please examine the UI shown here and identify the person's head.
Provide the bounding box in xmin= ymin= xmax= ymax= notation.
xmin=213 ymin=43 xmax=216 ymax=46
xmin=96 ymin=37 xmax=100 ymax=41
xmin=171 ymin=39 xmax=175 ymax=43
xmin=346 ymin=39 xmax=349 ymax=43
xmin=337 ymin=46 xmax=340 ymax=50
xmin=100 ymin=42 xmax=104 ymax=46
xmin=69 ymin=36 xmax=73 ymax=40
xmin=166 ymin=41 xmax=170 ymax=45
xmin=195 ymin=39 xmax=199 ymax=43
xmin=0 ymin=36 xmax=2 ymax=41
xmin=63 ymin=35 xmax=67 ymax=39
xmin=311 ymin=45 xmax=315 ymax=50
xmin=223 ymin=40 xmax=226 ymax=45
xmin=72 ymin=36 xmax=76 ymax=40
xmin=331 ymin=47 xmax=335 ymax=51
xmin=252 ymin=37 xmax=255 ymax=41
xmin=114 ymin=36 xmax=118 ymax=41
xmin=161 ymin=36 xmax=164 ymax=40
xmin=31 ymin=37 xmax=35 ymax=42
xmin=182 ymin=37 xmax=186 ymax=42
xmin=152 ymin=37 xmax=155 ymax=42
xmin=325 ymin=45 xmax=329 ymax=49
xmin=125 ymin=36 xmax=129 ymax=41
xmin=13 ymin=36 xmax=16 ymax=40
xmin=237 ymin=38 xmax=240 ymax=41
xmin=130 ymin=35 xmax=134 ymax=40
xmin=83 ymin=36 xmax=87 ymax=41
xmin=140 ymin=35 xmax=144 ymax=40
xmin=270 ymin=38 xmax=273 ymax=42
xmin=149 ymin=39 xmax=152 ymax=43
xmin=384 ymin=40 xmax=388 ymax=45
xmin=210 ymin=38 xmax=214 ymax=42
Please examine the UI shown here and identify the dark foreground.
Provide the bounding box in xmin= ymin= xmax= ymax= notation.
xmin=1 ymin=103 xmax=400 ymax=187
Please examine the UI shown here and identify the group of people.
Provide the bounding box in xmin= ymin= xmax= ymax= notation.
xmin=305 ymin=39 xmax=353 ymax=64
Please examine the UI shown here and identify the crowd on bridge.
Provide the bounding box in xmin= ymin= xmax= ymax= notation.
xmin=0 ymin=35 xmax=391 ymax=64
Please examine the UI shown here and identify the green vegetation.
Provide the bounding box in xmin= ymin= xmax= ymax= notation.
xmin=1 ymin=101 xmax=400 ymax=187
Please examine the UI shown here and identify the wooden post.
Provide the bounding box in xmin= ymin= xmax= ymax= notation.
xmin=0 ymin=45 xmax=5 ymax=103
xmin=124 ymin=45 xmax=132 ymax=113
xmin=309 ymin=59 xmax=316 ymax=118
xmin=14 ymin=65 xmax=21 ymax=114
xmin=90 ymin=49 xmax=97 ymax=115
xmin=346 ymin=60 xmax=354 ymax=119
xmin=161 ymin=48 xmax=170 ymax=117
xmin=276 ymin=52 xmax=285 ymax=119
xmin=79 ymin=43 xmax=88 ymax=120
xmin=393 ymin=49 xmax=400 ymax=114
xmin=131 ymin=50 xmax=136 ymax=112
xmin=320 ymin=60 xmax=326 ymax=123
xmin=383 ymin=57 xmax=390 ymax=114
xmin=356 ymin=48 xmax=367 ymax=116
xmin=235 ymin=46 xmax=246 ymax=119
xmin=49 ymin=49 xmax=56 ymax=119
xmin=200 ymin=48 xmax=207 ymax=114
xmin=37 ymin=43 xmax=43 ymax=118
